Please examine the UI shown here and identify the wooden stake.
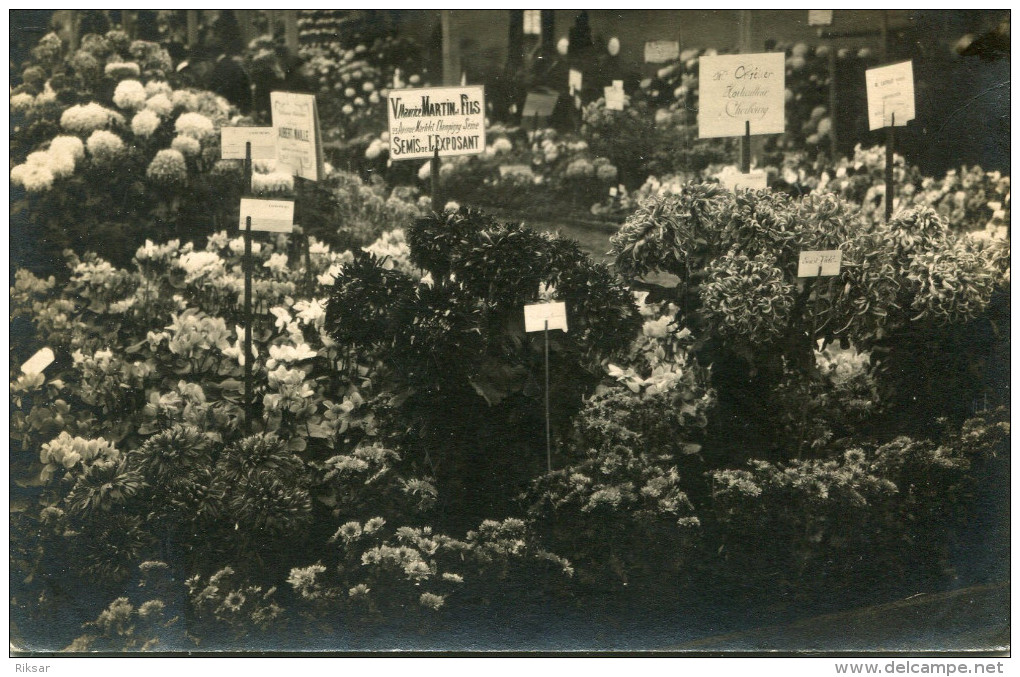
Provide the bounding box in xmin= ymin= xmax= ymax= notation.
xmin=430 ymin=148 xmax=441 ymax=213
xmin=243 ymin=142 xmax=253 ymax=435
xmin=544 ymin=319 xmax=551 ymax=473
xmin=885 ymin=112 xmax=895 ymax=222
xmin=741 ymin=120 xmax=751 ymax=173
xmin=828 ymin=47 xmax=839 ymax=161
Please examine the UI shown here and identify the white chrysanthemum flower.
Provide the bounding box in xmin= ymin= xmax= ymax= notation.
xmin=112 ymin=79 xmax=147 ymax=109
xmin=35 ymin=84 xmax=57 ymax=106
xmin=174 ymin=111 xmax=215 ymax=139
xmin=170 ymin=89 xmax=196 ymax=110
xmin=131 ymin=109 xmax=161 ymax=137
xmin=417 ymin=161 xmax=431 ymax=181
xmin=11 ymin=163 xmax=54 ymax=192
xmin=341 ymin=103 xmax=354 ymax=115
xmin=145 ymin=93 xmax=173 ymax=117
xmin=86 ymin=130 xmax=125 ymax=162
xmin=263 ymin=253 xmax=289 ymax=274
xmin=365 ymin=139 xmax=385 ymax=160
xmin=146 ymin=148 xmax=188 ymax=185
xmin=171 ymin=134 xmax=201 ymax=157
xmin=37 ymin=150 xmax=75 ymax=179
xmin=60 ymin=102 xmax=124 ymax=133
xmin=49 ymin=135 xmax=85 ymax=161
xmin=144 ymin=80 xmax=172 ymax=98
xmin=10 ymin=92 xmax=35 ymax=113
xmin=492 ymin=138 xmax=513 ymax=154
xmin=104 ymin=61 xmax=140 ymax=79
xmin=252 ymin=171 xmax=294 ymax=193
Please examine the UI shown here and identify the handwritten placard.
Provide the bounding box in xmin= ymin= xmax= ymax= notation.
xmin=221 ymin=127 xmax=277 ymax=160
xmin=524 ymin=301 xmax=568 ymax=333
xmin=387 ymin=85 xmax=486 ymax=161
xmin=270 ymin=92 xmax=324 ymax=181
xmin=239 ymin=198 xmax=295 ymax=233
xmin=698 ymin=52 xmax=786 ymax=138
xmin=808 ymin=10 xmax=834 ymax=26
xmin=644 ymin=40 xmax=680 ymax=63
xmin=21 ymin=347 xmax=55 ymax=375
xmin=798 ymin=250 xmax=843 ymax=277
xmin=568 ymin=69 xmax=583 ymax=94
xmin=865 ymin=61 xmax=915 ymax=130
xmin=522 ymin=91 xmax=559 ymax=120
xmin=718 ymin=167 xmax=768 ymax=192
xmin=499 ymin=164 xmax=535 ymax=179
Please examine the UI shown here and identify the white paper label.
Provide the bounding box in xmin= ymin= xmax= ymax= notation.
xmin=798 ymin=250 xmax=843 ymax=277
xmin=387 ymin=85 xmax=486 ymax=161
xmin=644 ymin=40 xmax=680 ymax=63
xmin=524 ymin=301 xmax=568 ymax=333
xmin=604 ymin=86 xmax=625 ymax=111
xmin=866 ymin=61 xmax=915 ymax=130
xmin=718 ymin=167 xmax=768 ymax=192
xmin=239 ymin=198 xmax=295 ymax=233
xmin=21 ymin=347 xmax=55 ymax=375
xmin=270 ymin=91 xmax=324 ymax=181
xmin=808 ymin=10 xmax=833 ymax=26
xmin=523 ymin=9 xmax=542 ymax=35
xmin=568 ymin=69 xmax=583 ymax=94
xmin=499 ymin=164 xmax=535 ymax=178
xmin=221 ymin=127 xmax=277 ymax=160
xmin=698 ymin=53 xmax=786 ymax=138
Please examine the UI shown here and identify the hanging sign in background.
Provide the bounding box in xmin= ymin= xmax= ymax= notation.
xmin=221 ymin=127 xmax=277 ymax=160
xmin=387 ymin=85 xmax=486 ymax=161
xmin=522 ymin=91 xmax=559 ymax=122
xmin=239 ymin=198 xmax=295 ymax=233
xmin=865 ymin=60 xmax=915 ymax=130
xmin=698 ymin=52 xmax=786 ymax=138
xmin=644 ymin=40 xmax=680 ymax=63
xmin=524 ymin=301 xmax=568 ymax=333
xmin=604 ymin=80 xmax=625 ymax=111
xmin=568 ymin=69 xmax=583 ymax=94
xmin=797 ymin=250 xmax=843 ymax=277
xmin=270 ymin=92 xmax=324 ymax=181
xmin=808 ymin=10 xmax=834 ymax=26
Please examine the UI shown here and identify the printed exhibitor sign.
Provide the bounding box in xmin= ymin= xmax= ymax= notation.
xmin=698 ymin=52 xmax=785 ymax=138
xmin=387 ymin=85 xmax=486 ymax=161
xmin=270 ymin=92 xmax=324 ymax=181
xmin=865 ymin=61 xmax=915 ymax=131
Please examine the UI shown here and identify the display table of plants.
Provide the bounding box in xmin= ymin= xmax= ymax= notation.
xmin=9 ymin=25 xmax=1011 ymax=652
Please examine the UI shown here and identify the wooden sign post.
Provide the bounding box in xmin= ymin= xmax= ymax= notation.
xmin=386 ymin=85 xmax=486 ymax=212
xmin=243 ymin=142 xmax=253 ymax=434
xmin=524 ymin=301 xmax=568 ymax=473
xmin=699 ymin=52 xmax=786 ymax=175
xmin=866 ymin=61 xmax=915 ymax=222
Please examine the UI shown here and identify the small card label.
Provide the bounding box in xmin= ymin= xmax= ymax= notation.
xmin=866 ymin=61 xmax=915 ymax=130
xmin=524 ymin=301 xmax=568 ymax=333
xmin=21 ymin=347 xmax=55 ymax=375
xmin=522 ymin=91 xmax=559 ymax=119
xmin=798 ymin=250 xmax=843 ymax=277
xmin=604 ymin=83 xmax=625 ymax=111
xmin=719 ymin=167 xmax=768 ymax=192
xmin=568 ymin=69 xmax=583 ymax=94
xmin=239 ymin=198 xmax=295 ymax=233
xmin=644 ymin=40 xmax=680 ymax=63
xmin=221 ymin=127 xmax=277 ymax=160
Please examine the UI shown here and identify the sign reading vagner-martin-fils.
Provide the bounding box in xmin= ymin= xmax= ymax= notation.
xmin=387 ymin=85 xmax=486 ymax=160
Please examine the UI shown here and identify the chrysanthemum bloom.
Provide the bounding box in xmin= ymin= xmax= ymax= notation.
xmin=35 ymin=84 xmax=58 ymax=106
xmin=113 ymin=79 xmax=146 ymax=110
xmin=146 ymin=148 xmax=188 ymax=186
xmin=10 ymin=163 xmax=55 ymax=192
xmin=104 ymin=61 xmax=141 ymax=79
xmin=171 ymin=134 xmax=201 ymax=157
xmin=50 ymin=135 xmax=85 ymax=161
xmin=28 ymin=150 xmax=75 ymax=179
xmin=145 ymin=93 xmax=173 ymax=117
xmin=171 ymin=90 xmax=197 ymax=111
xmin=144 ymin=80 xmax=173 ymax=98
xmin=174 ymin=111 xmax=215 ymax=140
xmin=596 ymin=163 xmax=618 ymax=183
xmin=341 ymin=103 xmax=354 ymax=115
xmin=10 ymin=92 xmax=34 ymax=113
xmin=60 ymin=102 xmax=124 ymax=133
xmin=252 ymin=171 xmax=294 ymax=194
xmin=417 ymin=161 xmax=431 ymax=181
xmin=131 ymin=109 xmax=161 ymax=138
xmin=86 ymin=130 xmax=126 ymax=163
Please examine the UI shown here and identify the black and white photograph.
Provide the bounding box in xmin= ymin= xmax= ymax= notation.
xmin=8 ymin=8 xmax=1011 ymax=661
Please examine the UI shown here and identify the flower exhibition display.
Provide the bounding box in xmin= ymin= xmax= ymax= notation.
xmin=9 ymin=11 xmax=1010 ymax=653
